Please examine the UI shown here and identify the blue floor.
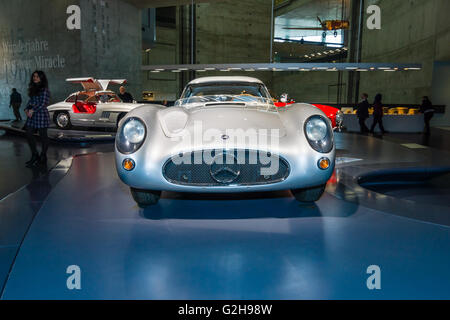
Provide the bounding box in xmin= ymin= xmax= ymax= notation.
xmin=0 ymin=133 xmax=449 ymax=299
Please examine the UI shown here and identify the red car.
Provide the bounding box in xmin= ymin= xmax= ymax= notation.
xmin=275 ymin=101 xmax=343 ymax=130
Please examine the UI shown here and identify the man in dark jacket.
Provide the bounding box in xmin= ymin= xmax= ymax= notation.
xmin=118 ymin=86 xmax=134 ymax=103
xmin=356 ymin=93 xmax=370 ymax=133
xmin=419 ymin=96 xmax=434 ymax=135
xmin=9 ymin=88 xmax=22 ymax=121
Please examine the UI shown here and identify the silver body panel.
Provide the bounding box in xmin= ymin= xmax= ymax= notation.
xmin=115 ymin=102 xmax=336 ymax=193
xmin=48 ymin=99 xmax=145 ymax=128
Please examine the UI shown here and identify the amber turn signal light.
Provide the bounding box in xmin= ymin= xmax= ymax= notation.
xmin=122 ymin=158 xmax=135 ymax=171
xmin=318 ymin=158 xmax=330 ymax=170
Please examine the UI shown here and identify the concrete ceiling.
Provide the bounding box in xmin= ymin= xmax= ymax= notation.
xmin=275 ymin=0 xmax=349 ymax=40
xmin=123 ymin=0 xmax=227 ymax=8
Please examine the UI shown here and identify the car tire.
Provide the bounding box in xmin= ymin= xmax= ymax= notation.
xmin=54 ymin=111 xmax=72 ymax=130
xmin=130 ymin=188 xmax=161 ymax=207
xmin=291 ymin=184 xmax=326 ymax=202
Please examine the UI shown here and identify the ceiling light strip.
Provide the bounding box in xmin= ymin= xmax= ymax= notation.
xmin=142 ymin=63 xmax=422 ymax=72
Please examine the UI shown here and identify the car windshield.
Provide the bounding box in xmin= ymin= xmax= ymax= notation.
xmin=176 ymin=82 xmax=274 ymax=108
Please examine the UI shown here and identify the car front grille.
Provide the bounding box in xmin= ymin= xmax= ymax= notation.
xmin=163 ymin=149 xmax=290 ymax=186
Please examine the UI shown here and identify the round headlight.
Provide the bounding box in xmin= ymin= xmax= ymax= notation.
xmin=305 ymin=117 xmax=328 ymax=141
xmin=123 ymin=119 xmax=146 ymax=144
xmin=304 ymin=115 xmax=333 ymax=153
xmin=116 ymin=117 xmax=147 ymax=154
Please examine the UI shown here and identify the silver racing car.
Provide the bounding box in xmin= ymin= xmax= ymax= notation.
xmin=47 ymin=77 xmax=143 ymax=129
xmin=115 ymin=76 xmax=335 ymax=207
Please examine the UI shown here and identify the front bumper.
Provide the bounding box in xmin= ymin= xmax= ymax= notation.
xmin=115 ymin=144 xmax=335 ymax=193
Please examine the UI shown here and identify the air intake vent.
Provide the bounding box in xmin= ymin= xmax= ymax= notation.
xmin=163 ymin=149 xmax=290 ymax=186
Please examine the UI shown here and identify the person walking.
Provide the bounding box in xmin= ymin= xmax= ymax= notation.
xmin=9 ymin=88 xmax=22 ymax=121
xmin=419 ymin=96 xmax=434 ymax=135
xmin=370 ymin=93 xmax=386 ymax=134
xmin=24 ymin=70 xmax=51 ymax=167
xmin=356 ymin=93 xmax=370 ymax=133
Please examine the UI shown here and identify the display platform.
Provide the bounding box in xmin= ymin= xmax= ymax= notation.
xmin=0 ymin=121 xmax=115 ymax=143
xmin=1 ymin=133 xmax=449 ymax=299
xmin=343 ymin=114 xmax=425 ymax=133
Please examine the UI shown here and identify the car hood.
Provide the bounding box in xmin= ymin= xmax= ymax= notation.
xmin=158 ymin=105 xmax=286 ymax=138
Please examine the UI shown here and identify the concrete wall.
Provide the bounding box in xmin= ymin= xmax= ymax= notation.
xmin=431 ymin=61 xmax=450 ymax=126
xmin=80 ymin=0 xmax=142 ymax=98
xmin=193 ymin=0 xmax=273 ymax=91
xmin=358 ymin=0 xmax=450 ymax=126
xmin=195 ymin=0 xmax=272 ymax=64
xmin=0 ymin=0 xmax=80 ymax=120
xmin=359 ymin=0 xmax=450 ymax=103
xmin=0 ymin=0 xmax=142 ymax=120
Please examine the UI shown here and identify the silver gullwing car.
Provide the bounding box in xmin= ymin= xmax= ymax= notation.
xmin=115 ymin=76 xmax=335 ymax=207
xmin=47 ymin=77 xmax=143 ymax=129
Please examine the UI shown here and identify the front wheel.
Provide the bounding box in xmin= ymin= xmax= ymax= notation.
xmin=54 ymin=111 xmax=72 ymax=130
xmin=291 ymin=184 xmax=326 ymax=203
xmin=130 ymin=188 xmax=161 ymax=207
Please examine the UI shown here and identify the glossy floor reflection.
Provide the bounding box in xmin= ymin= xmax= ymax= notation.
xmin=380 ymin=127 xmax=450 ymax=152
xmin=0 ymin=120 xmax=116 ymax=142
xmin=1 ymin=133 xmax=450 ymax=299
xmin=0 ymin=129 xmax=113 ymax=199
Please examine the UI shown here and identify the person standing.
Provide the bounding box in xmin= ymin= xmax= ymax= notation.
xmin=24 ymin=70 xmax=51 ymax=167
xmin=9 ymin=88 xmax=22 ymax=121
xmin=118 ymin=86 xmax=134 ymax=103
xmin=370 ymin=93 xmax=386 ymax=134
xmin=419 ymin=96 xmax=434 ymax=135
xmin=356 ymin=93 xmax=370 ymax=133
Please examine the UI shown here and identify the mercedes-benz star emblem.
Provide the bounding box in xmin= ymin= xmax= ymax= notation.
xmin=210 ymin=153 xmax=240 ymax=184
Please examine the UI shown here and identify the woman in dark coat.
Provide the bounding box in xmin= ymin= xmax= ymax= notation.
xmin=24 ymin=70 xmax=51 ymax=167
xmin=420 ymin=96 xmax=434 ymax=135
xmin=370 ymin=93 xmax=386 ymax=134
